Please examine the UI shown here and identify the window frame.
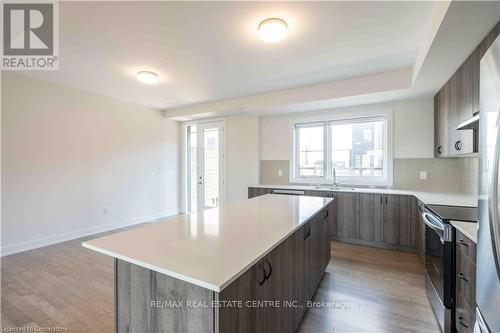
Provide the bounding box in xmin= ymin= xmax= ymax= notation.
xmin=293 ymin=121 xmax=327 ymax=181
xmin=291 ymin=113 xmax=392 ymax=186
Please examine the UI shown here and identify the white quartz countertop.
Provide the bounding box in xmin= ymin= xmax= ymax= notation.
xmin=83 ymin=194 xmax=332 ymax=292
xmin=251 ymin=184 xmax=477 ymax=207
xmin=451 ymin=221 xmax=478 ymax=243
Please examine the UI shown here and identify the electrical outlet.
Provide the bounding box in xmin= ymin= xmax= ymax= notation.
xmin=278 ymin=169 xmax=283 ymax=177
xmin=420 ymin=171 xmax=427 ymax=180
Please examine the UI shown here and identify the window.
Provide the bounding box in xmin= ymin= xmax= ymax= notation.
xmin=293 ymin=115 xmax=390 ymax=185
xmin=295 ymin=123 xmax=325 ymax=178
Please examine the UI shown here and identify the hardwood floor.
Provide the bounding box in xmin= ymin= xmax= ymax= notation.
xmin=297 ymin=242 xmax=440 ymax=333
xmin=2 ymin=227 xmax=440 ymax=333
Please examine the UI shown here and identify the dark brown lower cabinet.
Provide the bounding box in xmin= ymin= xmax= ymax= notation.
xmin=255 ymin=238 xmax=292 ymax=333
xmin=455 ymin=229 xmax=477 ymax=333
xmin=359 ymin=194 xmax=384 ymax=242
xmin=383 ymin=194 xmax=401 ymax=244
xmin=320 ymin=208 xmax=331 ymax=273
xmin=384 ymin=195 xmax=420 ymax=250
xmin=222 ymin=205 xmax=332 ymax=333
xmin=248 ymin=187 xmax=273 ymax=198
xmin=333 ymin=192 xmax=421 ymax=254
xmin=335 ymin=192 xmax=360 ymax=239
xmin=116 ymin=202 xmax=333 ymax=333
xmin=248 ymin=187 xmax=421 ymax=254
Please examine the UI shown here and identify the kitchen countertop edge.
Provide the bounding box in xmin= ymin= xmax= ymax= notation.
xmin=83 ymin=195 xmax=334 ymax=292
xmin=250 ymin=184 xmax=477 ymax=208
xmin=451 ymin=220 xmax=478 ymax=244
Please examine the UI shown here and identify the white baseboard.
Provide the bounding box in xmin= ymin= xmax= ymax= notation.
xmin=1 ymin=210 xmax=179 ymax=257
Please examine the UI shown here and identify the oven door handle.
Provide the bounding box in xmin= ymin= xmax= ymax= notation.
xmin=422 ymin=212 xmax=446 ymax=240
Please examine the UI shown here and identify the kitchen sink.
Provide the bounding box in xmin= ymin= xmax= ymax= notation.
xmin=313 ymin=186 xmax=356 ymax=191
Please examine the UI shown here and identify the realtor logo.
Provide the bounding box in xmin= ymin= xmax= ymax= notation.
xmin=1 ymin=1 xmax=58 ymax=70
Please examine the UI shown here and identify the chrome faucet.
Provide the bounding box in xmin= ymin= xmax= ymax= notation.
xmin=332 ymin=167 xmax=338 ymax=188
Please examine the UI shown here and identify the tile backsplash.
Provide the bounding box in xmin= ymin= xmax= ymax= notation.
xmin=260 ymin=158 xmax=479 ymax=195
xmin=261 ymin=160 xmax=290 ymax=185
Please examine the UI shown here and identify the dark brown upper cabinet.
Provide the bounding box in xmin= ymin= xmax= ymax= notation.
xmin=434 ymin=20 xmax=499 ymax=157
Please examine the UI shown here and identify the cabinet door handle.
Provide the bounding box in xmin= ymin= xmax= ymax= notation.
xmin=455 ymin=140 xmax=463 ymax=151
xmin=258 ymin=263 xmax=266 ymax=285
xmin=458 ymin=273 xmax=469 ymax=282
xmin=380 ymin=196 xmax=383 ymax=204
xmin=418 ymin=204 xmax=424 ymax=212
xmin=385 ymin=196 xmax=388 ymax=205
xmin=264 ymin=259 xmax=272 ymax=280
xmin=458 ymin=240 xmax=469 ymax=247
xmin=304 ymin=225 xmax=311 ymax=240
xmin=458 ymin=317 xmax=468 ymax=328
xmin=437 ymin=146 xmax=442 ymax=154
xmin=323 ymin=209 xmax=329 ymax=220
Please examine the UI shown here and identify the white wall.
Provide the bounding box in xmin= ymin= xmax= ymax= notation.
xmin=226 ymin=114 xmax=259 ymax=203
xmin=260 ymin=97 xmax=434 ymax=161
xmin=392 ymin=98 xmax=434 ymax=158
xmin=2 ymin=72 xmax=180 ymax=255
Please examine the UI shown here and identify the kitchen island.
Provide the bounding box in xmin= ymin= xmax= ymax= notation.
xmin=83 ymin=194 xmax=333 ymax=333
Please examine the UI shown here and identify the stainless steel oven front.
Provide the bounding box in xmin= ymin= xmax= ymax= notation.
xmin=421 ymin=207 xmax=454 ymax=333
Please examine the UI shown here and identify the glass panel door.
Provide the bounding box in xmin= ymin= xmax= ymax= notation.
xmin=199 ymin=123 xmax=221 ymax=210
xmin=187 ymin=121 xmax=224 ymax=212
xmin=187 ymin=125 xmax=198 ymax=212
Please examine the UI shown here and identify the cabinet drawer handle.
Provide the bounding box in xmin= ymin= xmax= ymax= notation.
xmin=264 ymin=259 xmax=272 ymax=280
xmin=258 ymin=264 xmax=266 ymax=285
xmin=458 ymin=273 xmax=469 ymax=282
xmin=458 ymin=317 xmax=468 ymax=328
xmin=437 ymin=146 xmax=443 ymax=154
xmin=455 ymin=140 xmax=463 ymax=151
xmin=458 ymin=240 xmax=469 ymax=247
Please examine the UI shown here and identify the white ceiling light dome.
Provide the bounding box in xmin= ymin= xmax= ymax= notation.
xmin=137 ymin=71 xmax=159 ymax=84
xmin=258 ymin=18 xmax=288 ymax=43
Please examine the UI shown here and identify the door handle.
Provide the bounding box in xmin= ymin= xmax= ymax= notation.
xmin=304 ymin=225 xmax=311 ymax=240
xmin=258 ymin=263 xmax=266 ymax=285
xmin=264 ymin=259 xmax=272 ymax=280
xmin=489 ymin=117 xmax=500 ymax=272
xmin=458 ymin=273 xmax=469 ymax=282
xmin=421 ymin=212 xmax=448 ymax=242
xmin=458 ymin=317 xmax=468 ymax=328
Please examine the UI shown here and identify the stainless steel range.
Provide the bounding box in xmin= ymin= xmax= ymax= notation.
xmin=421 ymin=204 xmax=477 ymax=333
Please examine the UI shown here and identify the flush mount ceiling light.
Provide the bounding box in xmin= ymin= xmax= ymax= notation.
xmin=258 ymin=18 xmax=288 ymax=43
xmin=137 ymin=71 xmax=159 ymax=84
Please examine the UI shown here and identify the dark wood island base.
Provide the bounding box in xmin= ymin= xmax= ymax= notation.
xmin=114 ymin=202 xmax=333 ymax=333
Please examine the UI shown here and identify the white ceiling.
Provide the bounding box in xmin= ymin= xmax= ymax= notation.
xmin=22 ymin=1 xmax=436 ymax=110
